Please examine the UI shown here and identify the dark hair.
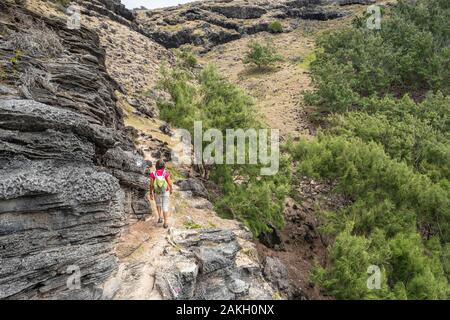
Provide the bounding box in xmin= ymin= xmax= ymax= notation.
xmin=155 ymin=159 xmax=165 ymax=170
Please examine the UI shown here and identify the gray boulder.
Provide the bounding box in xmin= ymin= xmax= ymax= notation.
xmin=258 ymin=225 xmax=284 ymax=250
xmin=263 ymin=257 xmax=290 ymax=291
xmin=178 ymin=178 xmax=208 ymax=198
xmin=154 ymin=229 xmax=274 ymax=300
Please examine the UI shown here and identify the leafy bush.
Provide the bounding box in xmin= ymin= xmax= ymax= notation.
xmin=158 ymin=62 xmax=258 ymax=133
xmin=291 ymin=136 xmax=449 ymax=299
xmin=173 ymin=45 xmax=198 ymax=69
xmin=326 ymin=94 xmax=450 ymax=182
xmin=312 ymin=228 xmax=448 ymax=299
xmin=213 ymin=155 xmax=291 ymax=235
xmin=290 ymin=135 xmax=449 ymax=240
xmin=305 ymin=0 xmax=450 ymax=113
xmin=310 ymin=228 xmax=394 ymax=300
xmin=268 ymin=21 xmax=283 ymax=33
xmin=243 ymin=40 xmax=283 ymax=70
xmin=295 ymin=0 xmax=450 ymax=299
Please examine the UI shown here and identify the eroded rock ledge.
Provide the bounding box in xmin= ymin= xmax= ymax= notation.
xmin=0 ymin=2 xmax=150 ymax=299
xmin=134 ymin=0 xmax=348 ymax=51
xmin=155 ymin=228 xmax=274 ymax=300
xmin=75 ymin=0 xmax=135 ymax=27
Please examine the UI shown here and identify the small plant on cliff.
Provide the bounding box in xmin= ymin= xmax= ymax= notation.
xmin=243 ymin=40 xmax=283 ymax=70
xmin=184 ymin=220 xmax=204 ymax=229
xmin=268 ymin=21 xmax=283 ymax=33
xmin=174 ymin=45 xmax=198 ymax=69
xmin=8 ymin=49 xmax=22 ymax=67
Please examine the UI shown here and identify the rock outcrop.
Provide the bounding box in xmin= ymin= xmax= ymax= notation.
xmin=134 ymin=0 xmax=348 ymax=51
xmin=335 ymin=0 xmax=375 ymax=5
xmin=263 ymin=257 xmax=290 ymax=293
xmin=155 ymin=228 xmax=274 ymax=300
xmin=177 ymin=178 xmax=209 ymax=198
xmin=75 ymin=0 xmax=135 ymax=27
xmin=0 ymin=2 xmax=151 ymax=299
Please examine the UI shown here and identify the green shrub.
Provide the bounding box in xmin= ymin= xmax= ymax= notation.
xmin=311 ymin=228 xmax=393 ymax=300
xmin=326 ymin=94 xmax=450 ymax=181
xmin=184 ymin=220 xmax=204 ymax=229
xmin=158 ymin=63 xmax=198 ymax=130
xmin=290 ymin=135 xmax=449 ymax=240
xmin=174 ymin=45 xmax=198 ymax=69
xmin=305 ymin=0 xmax=450 ymax=114
xmin=243 ymin=40 xmax=283 ymax=70
xmin=158 ymin=63 xmax=258 ymax=132
xmin=295 ymin=0 xmax=450 ymax=299
xmin=213 ymin=155 xmax=291 ymax=235
xmin=312 ymin=228 xmax=448 ymax=299
xmin=291 ymin=136 xmax=449 ymax=299
xmin=268 ymin=21 xmax=283 ymax=33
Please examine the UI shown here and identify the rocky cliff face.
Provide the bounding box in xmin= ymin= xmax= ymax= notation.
xmin=0 ymin=2 xmax=150 ymax=299
xmin=155 ymin=228 xmax=274 ymax=300
xmin=75 ymin=0 xmax=135 ymax=27
xmin=134 ymin=0 xmax=348 ymax=51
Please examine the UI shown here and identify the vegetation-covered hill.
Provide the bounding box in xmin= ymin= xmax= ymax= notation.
xmin=291 ymin=0 xmax=449 ymax=299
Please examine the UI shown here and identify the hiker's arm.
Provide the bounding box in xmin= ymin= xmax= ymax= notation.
xmin=149 ymin=178 xmax=154 ymax=200
xmin=167 ymin=176 xmax=173 ymax=194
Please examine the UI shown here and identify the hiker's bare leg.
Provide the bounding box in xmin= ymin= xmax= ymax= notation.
xmin=156 ymin=206 xmax=163 ymax=222
xmin=163 ymin=211 xmax=169 ymax=225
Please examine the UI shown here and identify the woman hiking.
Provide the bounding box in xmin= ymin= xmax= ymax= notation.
xmin=149 ymin=159 xmax=173 ymax=228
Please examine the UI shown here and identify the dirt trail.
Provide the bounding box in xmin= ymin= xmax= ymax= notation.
xmin=108 ymin=119 xmax=258 ymax=299
xmin=108 ymin=121 xmax=183 ymax=300
xmin=110 ymin=23 xmax=329 ymax=300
